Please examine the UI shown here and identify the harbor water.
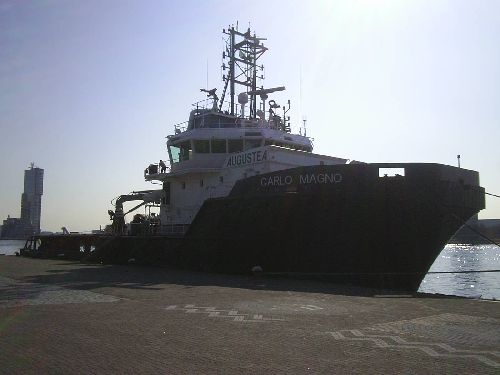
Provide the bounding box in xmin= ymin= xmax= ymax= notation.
xmin=419 ymin=243 xmax=500 ymax=300
xmin=0 ymin=240 xmax=25 ymax=256
xmin=1 ymin=239 xmax=498 ymax=300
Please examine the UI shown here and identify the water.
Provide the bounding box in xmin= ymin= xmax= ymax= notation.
xmin=0 ymin=239 xmax=25 ymax=256
xmin=1 ymin=239 xmax=499 ymax=299
xmin=419 ymin=244 xmax=500 ymax=300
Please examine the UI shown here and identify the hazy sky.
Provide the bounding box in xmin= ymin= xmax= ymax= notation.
xmin=1 ymin=0 xmax=499 ymax=232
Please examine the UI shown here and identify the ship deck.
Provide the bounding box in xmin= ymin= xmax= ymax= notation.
xmin=1 ymin=256 xmax=499 ymax=374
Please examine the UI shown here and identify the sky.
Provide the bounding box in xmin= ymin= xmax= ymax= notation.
xmin=1 ymin=0 xmax=499 ymax=232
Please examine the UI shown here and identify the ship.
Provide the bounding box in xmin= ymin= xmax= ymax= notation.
xmin=28 ymin=25 xmax=486 ymax=292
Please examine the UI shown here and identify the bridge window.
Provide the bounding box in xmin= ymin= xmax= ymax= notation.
xmin=194 ymin=140 xmax=210 ymax=153
xmin=211 ymin=139 xmax=226 ymax=153
xmin=244 ymin=139 xmax=262 ymax=150
xmin=193 ymin=114 xmax=238 ymax=129
xmin=170 ymin=145 xmax=180 ymax=163
xmin=170 ymin=141 xmax=192 ymax=163
xmin=228 ymin=139 xmax=243 ymax=153
xmin=194 ymin=115 xmax=216 ymax=129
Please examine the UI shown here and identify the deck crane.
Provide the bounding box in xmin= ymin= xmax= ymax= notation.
xmin=108 ymin=190 xmax=164 ymax=234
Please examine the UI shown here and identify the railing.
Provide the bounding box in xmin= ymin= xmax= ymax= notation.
xmin=129 ymin=221 xmax=161 ymax=236
xmin=160 ymin=224 xmax=189 ymax=235
xmin=172 ymin=97 xmax=300 ymax=133
xmin=190 ymin=98 xmax=260 ymax=126
xmin=124 ymin=223 xmax=189 ymax=236
xmin=192 ymin=98 xmax=215 ymax=110
xmin=144 ymin=163 xmax=170 ymax=178
xmin=172 ymin=121 xmax=188 ymax=135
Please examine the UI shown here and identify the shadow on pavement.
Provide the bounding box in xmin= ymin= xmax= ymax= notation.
xmin=10 ymin=261 xmax=433 ymax=298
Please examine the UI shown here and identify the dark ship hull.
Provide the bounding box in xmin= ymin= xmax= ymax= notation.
xmin=182 ymin=163 xmax=485 ymax=291
xmin=23 ymin=163 xmax=484 ymax=292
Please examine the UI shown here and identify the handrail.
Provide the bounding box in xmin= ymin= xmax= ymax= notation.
xmin=144 ymin=163 xmax=170 ymax=177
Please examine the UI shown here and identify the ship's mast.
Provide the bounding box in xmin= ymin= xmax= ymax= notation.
xmin=220 ymin=26 xmax=267 ymax=117
xmin=228 ymin=28 xmax=235 ymax=115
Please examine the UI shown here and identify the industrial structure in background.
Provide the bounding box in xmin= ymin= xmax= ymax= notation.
xmin=1 ymin=163 xmax=44 ymax=239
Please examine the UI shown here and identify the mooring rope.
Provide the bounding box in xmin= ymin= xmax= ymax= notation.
xmin=465 ymin=191 xmax=500 ymax=247
xmin=428 ymin=269 xmax=500 ymax=274
xmin=446 ymin=190 xmax=500 ymax=274
xmin=459 ymin=220 xmax=500 ymax=248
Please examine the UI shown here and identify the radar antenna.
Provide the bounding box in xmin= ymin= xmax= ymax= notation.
xmin=247 ymin=86 xmax=285 ymax=121
xmin=200 ymin=88 xmax=219 ymax=110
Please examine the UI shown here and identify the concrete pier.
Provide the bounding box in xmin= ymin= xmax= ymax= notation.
xmin=1 ymin=256 xmax=499 ymax=374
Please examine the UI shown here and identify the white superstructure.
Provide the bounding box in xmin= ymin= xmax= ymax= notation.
xmin=144 ymin=103 xmax=347 ymax=234
xmin=115 ymin=25 xmax=350 ymax=235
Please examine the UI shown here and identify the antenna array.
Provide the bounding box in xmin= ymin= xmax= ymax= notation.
xmin=220 ymin=26 xmax=267 ymax=117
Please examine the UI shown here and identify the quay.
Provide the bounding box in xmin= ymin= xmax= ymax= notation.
xmin=0 ymin=256 xmax=499 ymax=374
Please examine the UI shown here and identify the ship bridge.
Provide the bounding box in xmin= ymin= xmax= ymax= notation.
xmin=167 ymin=126 xmax=312 ymax=163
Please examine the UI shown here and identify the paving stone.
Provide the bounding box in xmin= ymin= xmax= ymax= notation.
xmin=0 ymin=256 xmax=499 ymax=374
